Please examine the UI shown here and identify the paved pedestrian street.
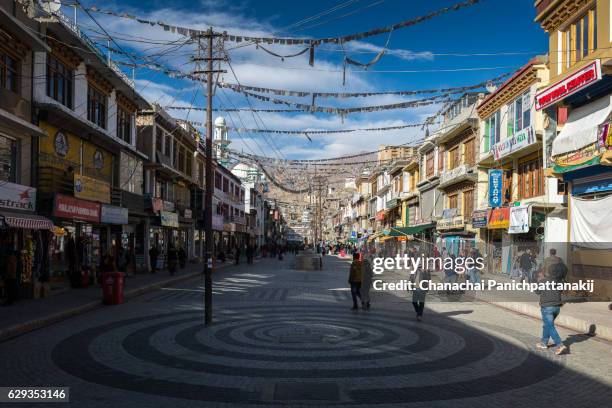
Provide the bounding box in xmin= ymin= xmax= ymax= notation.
xmin=0 ymin=254 xmax=610 ymax=407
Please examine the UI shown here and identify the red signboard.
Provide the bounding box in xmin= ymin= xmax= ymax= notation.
xmin=54 ymin=194 xmax=100 ymax=223
xmin=535 ymin=60 xmax=602 ymax=111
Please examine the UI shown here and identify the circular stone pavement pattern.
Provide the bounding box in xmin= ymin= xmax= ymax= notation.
xmin=50 ymin=304 xmax=574 ymax=406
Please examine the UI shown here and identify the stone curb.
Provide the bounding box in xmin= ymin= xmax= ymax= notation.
xmin=0 ymin=269 xmax=208 ymax=343
xmin=486 ymin=301 xmax=611 ymax=342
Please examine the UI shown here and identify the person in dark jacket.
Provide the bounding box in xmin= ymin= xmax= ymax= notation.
xmin=348 ymin=252 xmax=362 ymax=310
xmin=167 ymin=244 xmax=178 ymax=275
xmin=149 ymin=245 xmax=159 ymax=273
xmin=178 ymin=246 xmax=187 ymax=269
xmin=535 ymin=267 xmax=567 ymax=355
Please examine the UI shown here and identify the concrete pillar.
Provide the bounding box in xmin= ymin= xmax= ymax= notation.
xmin=108 ymin=89 xmax=118 ymax=139
xmin=32 ymin=52 xmax=46 ymax=102
xmin=73 ymin=63 xmax=87 ymax=120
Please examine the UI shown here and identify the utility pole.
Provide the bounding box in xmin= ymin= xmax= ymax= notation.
xmin=193 ymin=28 xmax=225 ymax=325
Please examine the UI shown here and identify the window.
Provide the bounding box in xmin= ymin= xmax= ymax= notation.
xmin=464 ymin=138 xmax=475 ymax=165
xmin=185 ymin=150 xmax=192 ymax=177
xmin=507 ymin=90 xmax=531 ymax=137
xmin=178 ymin=145 xmax=185 ymax=173
xmin=563 ymin=6 xmax=597 ymax=69
xmin=164 ymin=135 xmax=171 ymax=156
xmin=46 ymin=55 xmax=73 ymax=108
xmin=448 ymin=193 xmax=458 ymax=210
xmin=214 ymin=172 xmax=222 ymax=189
xmin=198 ymin=161 xmax=204 ymax=186
xmin=448 ymin=146 xmax=459 ymax=169
xmin=519 ymin=158 xmax=544 ymax=199
xmin=503 ymin=170 xmax=513 ymax=204
xmin=425 ymin=151 xmax=434 ymax=178
xmin=437 ymin=146 xmax=444 ymax=173
xmin=484 ymin=110 xmax=501 ymax=151
xmin=173 ymin=139 xmax=178 ymax=166
xmin=117 ymin=108 xmax=131 ymax=143
xmin=156 ymin=130 xmax=162 ymax=153
xmin=87 ymin=85 xmax=106 ymax=128
xmin=0 ymin=53 xmax=18 ymax=93
xmin=0 ymin=135 xmax=17 ymax=182
xmin=222 ymin=177 xmax=229 ymax=193
xmin=463 ymin=189 xmax=474 ymax=219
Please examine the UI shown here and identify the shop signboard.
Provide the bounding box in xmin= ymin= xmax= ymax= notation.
xmin=54 ymin=194 xmax=100 ymax=222
xmin=488 ymin=169 xmax=503 ymax=208
xmin=160 ymin=211 xmax=179 ymax=228
xmin=74 ymin=174 xmax=111 ymax=204
xmin=442 ymin=208 xmax=458 ymax=219
xmin=487 ymin=207 xmax=510 ymax=229
xmin=553 ymin=142 xmax=601 ymax=173
xmin=535 ymin=59 xmax=602 ymax=110
xmin=0 ymin=182 xmax=36 ymax=211
xmin=163 ymin=200 xmax=175 ymax=212
xmin=151 ymin=197 xmax=163 ymax=213
xmin=471 ymin=209 xmax=489 ymax=228
xmin=100 ymin=204 xmax=129 ymax=225
xmin=212 ymin=214 xmax=224 ymax=231
xmin=492 ymin=126 xmax=536 ymax=160
xmin=508 ymin=205 xmax=530 ymax=234
xmin=436 ymin=216 xmax=464 ymax=230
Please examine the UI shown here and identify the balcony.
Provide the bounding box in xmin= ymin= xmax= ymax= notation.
xmin=439 ymin=164 xmax=477 ymax=188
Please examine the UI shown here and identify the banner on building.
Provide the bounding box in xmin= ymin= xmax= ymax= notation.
xmin=487 ymin=207 xmax=510 ymax=229
xmin=160 ymin=211 xmax=179 ymax=228
xmin=74 ymin=174 xmax=111 ymax=204
xmin=0 ymin=182 xmax=36 ymax=211
xmin=488 ymin=169 xmax=503 ymax=208
xmin=492 ymin=126 xmax=536 ymax=160
xmin=535 ymin=59 xmax=602 ymax=110
xmin=54 ymin=194 xmax=100 ymax=222
xmin=471 ymin=209 xmax=488 ymax=228
xmin=101 ymin=204 xmax=129 ymax=225
xmin=508 ymin=205 xmax=531 ymax=234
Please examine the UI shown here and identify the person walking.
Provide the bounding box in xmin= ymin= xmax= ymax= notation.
xmin=535 ymin=266 xmax=567 ymax=355
xmin=167 ymin=243 xmax=178 ymax=275
xmin=348 ymin=252 xmax=363 ymax=311
xmin=519 ymin=249 xmax=534 ymax=283
xmin=235 ymin=245 xmax=241 ymax=265
xmin=361 ymin=250 xmax=373 ymax=310
xmin=410 ymin=257 xmax=430 ymax=321
xmin=178 ymin=246 xmax=187 ymax=269
xmin=467 ymin=247 xmax=481 ymax=284
xmin=246 ymin=244 xmax=253 ymax=264
xmin=149 ymin=245 xmax=158 ymax=274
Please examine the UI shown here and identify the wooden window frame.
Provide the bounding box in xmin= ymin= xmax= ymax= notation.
xmin=87 ymin=84 xmax=107 ymax=129
xmin=518 ymin=156 xmax=544 ymax=199
xmin=448 ymin=193 xmax=458 ymax=211
xmin=462 ymin=189 xmax=474 ymax=219
xmin=425 ymin=151 xmax=434 ymax=178
xmin=46 ymin=54 xmax=73 ymax=109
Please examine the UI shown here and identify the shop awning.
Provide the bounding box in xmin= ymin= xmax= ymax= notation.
xmin=0 ymin=212 xmax=54 ymax=230
xmin=552 ymin=95 xmax=612 ymax=157
xmin=384 ymin=223 xmax=435 ymax=237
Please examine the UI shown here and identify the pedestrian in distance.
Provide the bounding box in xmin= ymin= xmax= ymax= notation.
xmin=535 ymin=264 xmax=568 ymax=355
xmin=178 ymin=246 xmax=187 ymax=269
xmin=361 ymin=250 xmax=374 ymax=310
xmin=519 ymin=248 xmax=534 ymax=283
xmin=167 ymin=243 xmax=178 ymax=276
xmin=411 ymin=255 xmax=430 ymax=321
xmin=348 ymin=252 xmax=363 ymax=311
xmin=149 ymin=245 xmax=158 ymax=274
xmin=235 ymin=245 xmax=241 ymax=265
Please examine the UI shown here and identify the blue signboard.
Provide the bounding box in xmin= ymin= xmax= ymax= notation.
xmin=488 ymin=169 xmax=503 ymax=208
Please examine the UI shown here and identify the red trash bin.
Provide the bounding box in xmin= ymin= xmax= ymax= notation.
xmin=102 ymin=272 xmax=124 ymax=305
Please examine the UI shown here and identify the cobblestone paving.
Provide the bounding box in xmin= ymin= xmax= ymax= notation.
xmin=0 ymin=254 xmax=611 ymax=407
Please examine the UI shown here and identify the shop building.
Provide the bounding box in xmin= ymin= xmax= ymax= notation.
xmin=535 ymin=0 xmax=612 ymax=298
xmin=0 ymin=4 xmax=53 ymax=301
xmin=137 ymin=105 xmax=197 ymax=270
xmin=434 ymin=93 xmax=483 ymax=255
xmin=30 ymin=6 xmax=149 ymax=282
xmin=415 ymin=132 xmax=443 ymax=247
xmin=476 ymin=55 xmax=567 ymax=275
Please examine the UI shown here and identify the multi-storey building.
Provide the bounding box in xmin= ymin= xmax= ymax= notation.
xmin=0 ymin=2 xmax=53 ymax=299
xmin=535 ymin=0 xmax=612 ymax=297
xmin=476 ymin=56 xmax=568 ymax=274
xmin=434 ymin=93 xmax=483 ymax=254
xmin=32 ymin=6 xmax=150 ymax=280
xmin=137 ymin=105 xmax=197 ymax=269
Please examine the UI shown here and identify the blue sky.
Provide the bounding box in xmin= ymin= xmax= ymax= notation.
xmin=73 ymin=0 xmax=548 ymax=159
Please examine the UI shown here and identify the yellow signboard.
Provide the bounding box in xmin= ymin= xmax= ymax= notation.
xmin=74 ymin=174 xmax=111 ymax=204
